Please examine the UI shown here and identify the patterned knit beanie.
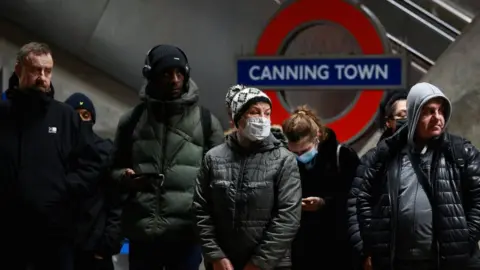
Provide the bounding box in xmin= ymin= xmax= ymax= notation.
xmin=225 ymin=84 xmax=246 ymax=112
xmin=230 ymin=87 xmax=271 ymax=125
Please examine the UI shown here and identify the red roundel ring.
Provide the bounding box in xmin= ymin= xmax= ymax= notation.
xmin=256 ymin=0 xmax=385 ymax=143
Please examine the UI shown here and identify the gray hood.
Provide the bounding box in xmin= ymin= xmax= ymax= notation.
xmin=407 ymin=82 xmax=452 ymax=145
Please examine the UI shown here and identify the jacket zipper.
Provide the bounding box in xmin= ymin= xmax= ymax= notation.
xmin=389 ymin=154 xmax=402 ymax=269
xmin=234 ymin=158 xmax=246 ymax=232
xmin=156 ymin=104 xmax=168 ymax=231
xmin=17 ymin=117 xmax=23 ymax=179
xmin=431 ymin=152 xmax=441 ymax=268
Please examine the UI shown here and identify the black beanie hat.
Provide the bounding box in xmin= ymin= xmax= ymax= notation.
xmin=144 ymin=45 xmax=188 ymax=79
xmin=65 ymin=92 xmax=96 ymax=122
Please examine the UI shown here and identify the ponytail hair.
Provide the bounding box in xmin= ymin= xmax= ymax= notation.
xmin=282 ymin=105 xmax=328 ymax=143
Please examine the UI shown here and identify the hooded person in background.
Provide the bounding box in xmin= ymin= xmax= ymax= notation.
xmin=110 ymin=44 xmax=224 ymax=270
xmin=224 ymin=84 xmax=287 ymax=146
xmin=65 ymin=93 xmax=123 ymax=270
xmin=356 ymin=82 xmax=480 ymax=270
xmin=347 ymin=89 xmax=408 ymax=269
xmin=0 ymin=42 xmax=102 ymax=270
xmin=377 ymin=90 xmax=408 ymax=141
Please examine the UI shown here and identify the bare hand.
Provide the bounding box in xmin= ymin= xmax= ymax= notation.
xmin=364 ymin=256 xmax=372 ymax=270
xmin=123 ymin=169 xmax=148 ymax=189
xmin=243 ymin=262 xmax=260 ymax=270
xmin=124 ymin=168 xmax=135 ymax=177
xmin=213 ymin=258 xmax=234 ymax=270
xmin=93 ymin=254 xmax=103 ymax=260
xmin=301 ymin=197 xmax=325 ymax=212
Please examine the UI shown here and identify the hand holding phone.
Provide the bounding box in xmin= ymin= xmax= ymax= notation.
xmin=301 ymin=197 xmax=325 ymax=212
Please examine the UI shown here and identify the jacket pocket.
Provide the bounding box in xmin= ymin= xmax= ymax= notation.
xmin=210 ymin=180 xmax=232 ymax=209
xmin=245 ymin=181 xmax=274 ymax=212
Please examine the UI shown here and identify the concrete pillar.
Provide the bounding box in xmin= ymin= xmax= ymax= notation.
xmin=359 ymin=15 xmax=480 ymax=155
xmin=421 ymin=15 xmax=480 ymax=147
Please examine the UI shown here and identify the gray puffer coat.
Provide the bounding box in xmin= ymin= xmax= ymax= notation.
xmin=193 ymin=132 xmax=302 ymax=270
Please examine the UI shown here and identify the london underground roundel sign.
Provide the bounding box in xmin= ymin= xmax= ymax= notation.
xmin=255 ymin=0 xmax=386 ymax=143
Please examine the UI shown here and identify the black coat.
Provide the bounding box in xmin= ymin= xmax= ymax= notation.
xmin=0 ymin=87 xmax=102 ymax=238
xmin=75 ymin=131 xmax=123 ymax=256
xmin=292 ymin=128 xmax=360 ymax=268
xmin=356 ymin=126 xmax=480 ymax=269
xmin=348 ymin=145 xmax=381 ymax=268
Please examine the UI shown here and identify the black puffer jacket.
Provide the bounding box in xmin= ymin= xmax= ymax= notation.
xmin=347 ymin=148 xmax=375 ymax=268
xmin=193 ymin=132 xmax=302 ymax=270
xmin=356 ymin=126 xmax=480 ymax=269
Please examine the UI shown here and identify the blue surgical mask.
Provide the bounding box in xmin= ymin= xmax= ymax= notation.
xmin=297 ymin=147 xmax=318 ymax=164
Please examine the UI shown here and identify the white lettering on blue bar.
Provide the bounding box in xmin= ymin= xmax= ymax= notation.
xmin=248 ymin=64 xmax=389 ymax=81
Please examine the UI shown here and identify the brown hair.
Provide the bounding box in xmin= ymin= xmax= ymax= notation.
xmin=282 ymin=105 xmax=328 ymax=143
xmin=16 ymin=42 xmax=52 ymax=65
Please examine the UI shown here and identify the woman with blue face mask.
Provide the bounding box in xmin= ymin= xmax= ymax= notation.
xmin=194 ymin=87 xmax=302 ymax=270
xmin=282 ymin=106 xmax=360 ymax=270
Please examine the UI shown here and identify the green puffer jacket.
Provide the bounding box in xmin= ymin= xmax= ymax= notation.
xmin=111 ymin=82 xmax=224 ymax=242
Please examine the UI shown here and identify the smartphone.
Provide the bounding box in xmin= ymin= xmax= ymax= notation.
xmin=131 ymin=173 xmax=164 ymax=180
xmin=131 ymin=173 xmax=165 ymax=188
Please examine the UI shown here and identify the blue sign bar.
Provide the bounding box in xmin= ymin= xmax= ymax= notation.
xmin=236 ymin=56 xmax=405 ymax=89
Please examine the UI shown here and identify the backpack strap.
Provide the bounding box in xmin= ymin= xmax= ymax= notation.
xmin=125 ymin=104 xmax=212 ymax=156
xmin=447 ymin=134 xmax=471 ymax=205
xmin=336 ymin=143 xmax=342 ymax=173
xmin=200 ymin=106 xmax=212 ymax=156
xmin=126 ymin=103 xmax=146 ymax=137
xmin=450 ymin=134 xmax=466 ymax=170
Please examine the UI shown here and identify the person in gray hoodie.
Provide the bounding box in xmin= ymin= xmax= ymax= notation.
xmin=356 ymin=82 xmax=480 ymax=270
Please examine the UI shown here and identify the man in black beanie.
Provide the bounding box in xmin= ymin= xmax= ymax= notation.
xmin=65 ymin=92 xmax=123 ymax=270
xmin=142 ymin=44 xmax=190 ymax=101
xmin=110 ymin=44 xmax=225 ymax=270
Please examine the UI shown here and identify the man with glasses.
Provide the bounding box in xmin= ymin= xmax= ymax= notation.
xmin=65 ymin=92 xmax=123 ymax=270
xmin=379 ymin=90 xmax=408 ymax=141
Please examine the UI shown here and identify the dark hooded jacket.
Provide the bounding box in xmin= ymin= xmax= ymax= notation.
xmin=357 ymin=124 xmax=480 ymax=269
xmin=356 ymin=83 xmax=480 ymax=270
xmin=0 ymin=82 xmax=102 ymax=239
xmin=110 ymin=81 xmax=224 ymax=243
xmin=73 ymin=121 xmax=123 ymax=256
xmin=193 ymin=132 xmax=302 ymax=269
xmin=292 ymin=128 xmax=359 ymax=269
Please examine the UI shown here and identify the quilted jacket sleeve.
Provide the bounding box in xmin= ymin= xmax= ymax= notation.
xmin=356 ymin=147 xmax=380 ymax=256
xmin=348 ymin=148 xmax=375 ymax=262
xmin=207 ymin=113 xmax=226 ymax=149
xmin=110 ymin=109 xmax=135 ymax=184
xmin=193 ymin=154 xmax=226 ymax=262
xmin=250 ymin=152 xmax=302 ymax=269
xmin=463 ymin=141 xmax=480 ymax=247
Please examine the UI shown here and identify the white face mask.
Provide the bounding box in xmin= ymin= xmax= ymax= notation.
xmin=242 ymin=117 xmax=271 ymax=141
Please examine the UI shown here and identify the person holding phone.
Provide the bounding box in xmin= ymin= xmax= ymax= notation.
xmin=110 ymin=44 xmax=224 ymax=270
xmin=282 ymin=106 xmax=360 ymax=270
